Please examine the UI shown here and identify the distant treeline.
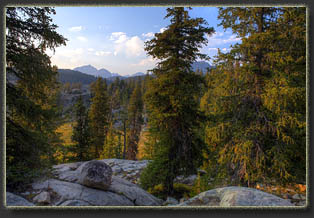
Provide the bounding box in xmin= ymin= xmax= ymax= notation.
xmin=58 ymin=69 xmax=98 ymax=85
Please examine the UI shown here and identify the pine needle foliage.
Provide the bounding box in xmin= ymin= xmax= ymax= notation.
xmin=201 ymin=7 xmax=306 ymax=187
xmin=141 ymin=7 xmax=214 ymax=195
xmin=89 ymin=78 xmax=110 ymax=158
xmin=6 ymin=7 xmax=66 ymax=190
xmin=127 ymin=83 xmax=143 ymax=160
xmin=71 ymin=95 xmax=91 ymax=161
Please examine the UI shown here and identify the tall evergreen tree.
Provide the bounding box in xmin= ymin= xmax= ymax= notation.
xmin=89 ymin=78 xmax=110 ymax=158
xmin=119 ymin=81 xmax=130 ymax=159
xmin=201 ymin=7 xmax=306 ymax=186
xmin=6 ymin=7 xmax=66 ymax=189
xmin=127 ymin=83 xmax=143 ymax=160
xmin=141 ymin=7 xmax=214 ymax=195
xmin=71 ymin=95 xmax=91 ymax=161
xmin=102 ymin=124 xmax=116 ymax=158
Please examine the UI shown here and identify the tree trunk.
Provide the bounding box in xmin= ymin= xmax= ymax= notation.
xmin=122 ymin=120 xmax=126 ymax=159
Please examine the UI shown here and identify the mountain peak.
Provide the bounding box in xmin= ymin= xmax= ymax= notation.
xmin=73 ymin=65 xmax=114 ymax=78
xmin=192 ymin=61 xmax=212 ymax=74
xmin=72 ymin=65 xmax=147 ymax=78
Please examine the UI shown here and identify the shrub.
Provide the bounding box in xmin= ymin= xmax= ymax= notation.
xmin=147 ymin=183 xmax=193 ymax=200
xmin=139 ymin=156 xmax=168 ymax=191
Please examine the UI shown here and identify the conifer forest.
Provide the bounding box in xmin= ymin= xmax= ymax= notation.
xmin=5 ymin=6 xmax=307 ymax=206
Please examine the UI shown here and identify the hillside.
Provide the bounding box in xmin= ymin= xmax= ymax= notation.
xmin=58 ymin=69 xmax=97 ymax=85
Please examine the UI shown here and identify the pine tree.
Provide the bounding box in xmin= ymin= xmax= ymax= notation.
xmin=89 ymin=78 xmax=110 ymax=158
xmin=119 ymin=82 xmax=130 ymax=159
xmin=141 ymin=7 xmax=214 ymax=195
xmin=127 ymin=83 xmax=143 ymax=160
xmin=114 ymin=133 xmax=123 ymax=159
xmin=71 ymin=95 xmax=91 ymax=161
xmin=201 ymin=7 xmax=306 ymax=186
xmin=102 ymin=125 xmax=116 ymax=158
xmin=6 ymin=7 xmax=66 ymax=189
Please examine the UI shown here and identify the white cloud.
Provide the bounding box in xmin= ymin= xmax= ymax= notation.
xmin=222 ymin=35 xmax=241 ymax=44
xmin=142 ymin=32 xmax=154 ymax=38
xmin=132 ymin=57 xmax=157 ymax=67
xmin=110 ymin=32 xmax=145 ymax=57
xmin=221 ymin=48 xmax=232 ymax=52
xmin=110 ymin=32 xmax=126 ymax=40
xmin=50 ymin=47 xmax=85 ymax=68
xmin=95 ymin=51 xmax=112 ymax=56
xmin=77 ymin=36 xmax=88 ymax=42
xmin=206 ymin=31 xmax=241 ymax=47
xmin=87 ymin=48 xmax=95 ymax=52
xmin=115 ymin=35 xmax=128 ymax=44
xmin=46 ymin=48 xmax=55 ymax=56
xmin=110 ymin=32 xmax=128 ymax=44
xmin=160 ymin=27 xmax=167 ymax=33
xmin=62 ymin=48 xmax=84 ymax=57
xmin=125 ymin=36 xmax=144 ymax=56
xmin=210 ymin=32 xmax=224 ymax=38
xmin=69 ymin=26 xmax=83 ymax=32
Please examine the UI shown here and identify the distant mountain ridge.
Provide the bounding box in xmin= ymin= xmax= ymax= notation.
xmin=73 ymin=61 xmax=211 ymax=79
xmin=57 ymin=69 xmax=145 ymax=85
xmin=124 ymin=72 xmax=145 ymax=77
xmin=73 ymin=65 xmax=120 ymax=78
xmin=57 ymin=61 xmax=212 ymax=85
xmin=191 ymin=61 xmax=212 ymax=73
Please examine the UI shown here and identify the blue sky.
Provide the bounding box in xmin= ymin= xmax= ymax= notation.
xmin=48 ymin=7 xmax=241 ymax=76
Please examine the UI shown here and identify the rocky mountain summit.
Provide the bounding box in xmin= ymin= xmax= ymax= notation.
xmin=6 ymin=159 xmax=304 ymax=207
xmin=73 ymin=65 xmax=120 ymax=78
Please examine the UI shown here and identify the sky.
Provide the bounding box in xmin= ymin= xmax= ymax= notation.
xmin=47 ymin=7 xmax=241 ymax=76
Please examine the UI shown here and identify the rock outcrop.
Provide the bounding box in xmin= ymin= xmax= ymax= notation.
xmin=33 ymin=191 xmax=51 ymax=204
xmin=163 ymin=197 xmax=179 ymax=206
xmin=102 ymin=159 xmax=150 ymax=184
xmin=31 ymin=179 xmax=134 ymax=206
xmin=6 ymin=192 xmax=35 ymax=206
xmin=174 ymin=175 xmax=197 ymax=186
xmin=53 ymin=159 xmax=150 ymax=185
xmin=27 ymin=159 xmax=163 ymax=206
xmin=77 ymin=160 xmax=112 ymax=191
xmin=179 ymin=186 xmax=293 ymax=206
xmin=6 ymin=159 xmax=302 ymax=207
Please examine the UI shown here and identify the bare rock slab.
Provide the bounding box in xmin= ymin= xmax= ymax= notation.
xmin=52 ymin=159 xmax=150 ymax=185
xmin=33 ymin=191 xmax=51 ymax=204
xmin=179 ymin=186 xmax=294 ymax=206
xmin=163 ymin=197 xmax=179 ymax=206
xmin=59 ymin=200 xmax=91 ymax=206
xmin=44 ymin=159 xmax=163 ymax=206
xmin=6 ymin=192 xmax=35 ymax=206
xmin=108 ymin=176 xmax=163 ymax=206
xmin=32 ymin=179 xmax=134 ymax=206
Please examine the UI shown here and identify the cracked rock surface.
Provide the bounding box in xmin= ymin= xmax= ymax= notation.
xmin=7 ymin=159 xmax=162 ymax=206
xmin=179 ymin=186 xmax=294 ymax=206
xmin=6 ymin=159 xmax=302 ymax=207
